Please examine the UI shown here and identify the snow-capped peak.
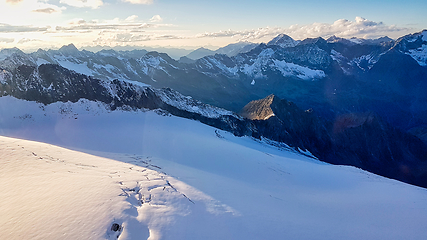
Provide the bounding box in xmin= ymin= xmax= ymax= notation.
xmin=267 ymin=34 xmax=299 ymax=48
xmin=396 ymin=30 xmax=427 ymax=66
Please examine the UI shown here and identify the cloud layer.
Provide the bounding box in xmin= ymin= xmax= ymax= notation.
xmin=0 ymin=23 xmax=49 ymax=33
xmin=197 ymin=17 xmax=411 ymax=42
xmin=0 ymin=15 xmax=417 ymax=50
xmin=122 ymin=0 xmax=153 ymax=5
xmin=60 ymin=0 xmax=103 ymax=9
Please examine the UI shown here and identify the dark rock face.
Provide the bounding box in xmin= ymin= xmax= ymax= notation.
xmin=241 ymin=95 xmax=330 ymax=155
xmin=241 ymin=95 xmax=427 ymax=188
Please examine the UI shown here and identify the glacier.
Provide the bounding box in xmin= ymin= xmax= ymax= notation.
xmin=1 ymin=96 xmax=427 ymax=240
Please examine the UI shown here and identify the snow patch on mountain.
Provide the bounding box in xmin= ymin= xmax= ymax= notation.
xmin=35 ymin=58 xmax=50 ymax=66
xmin=200 ymin=56 xmax=239 ymax=77
xmin=0 ymin=69 xmax=12 ymax=84
xmin=242 ymin=48 xmax=275 ymax=79
xmin=138 ymin=55 xmax=171 ymax=76
xmin=54 ymin=55 xmax=94 ymax=76
xmin=241 ymin=48 xmax=324 ymax=80
xmin=349 ymin=38 xmax=364 ymax=44
xmin=263 ymin=112 xmax=275 ymax=120
xmin=154 ymin=88 xmax=238 ymax=119
xmin=408 ymin=44 xmax=427 ymax=66
xmin=273 ymin=60 xmax=325 ymax=80
xmin=352 ymin=54 xmax=378 ymax=70
xmin=330 ymin=50 xmax=346 ymax=62
xmin=93 ymin=63 xmax=115 ymax=72
xmin=331 ymin=50 xmax=352 ymax=75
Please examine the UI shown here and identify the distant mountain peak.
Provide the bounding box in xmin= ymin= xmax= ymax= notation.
xmin=299 ymin=37 xmax=327 ymax=46
xmin=214 ymin=42 xmax=258 ymax=57
xmin=267 ymin=34 xmax=298 ymax=48
xmin=59 ymin=43 xmax=78 ymax=51
xmin=185 ymin=47 xmax=215 ymax=60
xmin=58 ymin=43 xmax=80 ymax=55
xmin=326 ymin=35 xmax=357 ymax=46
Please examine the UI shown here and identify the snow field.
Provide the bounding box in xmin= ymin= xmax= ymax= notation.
xmin=1 ymin=96 xmax=427 ymax=239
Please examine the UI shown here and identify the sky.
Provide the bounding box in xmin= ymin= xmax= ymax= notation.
xmin=0 ymin=0 xmax=426 ymax=51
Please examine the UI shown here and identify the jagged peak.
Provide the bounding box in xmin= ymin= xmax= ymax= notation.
xmin=299 ymin=37 xmax=327 ymax=46
xmin=36 ymin=48 xmax=47 ymax=54
xmin=326 ymin=35 xmax=340 ymax=42
xmin=58 ymin=43 xmax=81 ymax=56
xmin=58 ymin=43 xmax=80 ymax=55
xmin=326 ymin=35 xmax=357 ymax=46
xmin=0 ymin=47 xmax=29 ymax=62
xmin=240 ymin=94 xmax=277 ymax=120
xmin=195 ymin=47 xmax=212 ymax=51
xmin=145 ymin=51 xmax=169 ymax=58
xmin=0 ymin=47 xmax=25 ymax=56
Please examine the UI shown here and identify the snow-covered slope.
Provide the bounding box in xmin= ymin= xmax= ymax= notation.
xmin=1 ymin=96 xmax=427 ymax=240
xmin=0 ymin=135 xmax=180 ymax=240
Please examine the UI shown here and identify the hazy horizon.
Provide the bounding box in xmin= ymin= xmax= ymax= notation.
xmin=1 ymin=0 xmax=426 ymax=51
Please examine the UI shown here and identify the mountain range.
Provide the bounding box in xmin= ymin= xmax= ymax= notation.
xmin=1 ymin=30 xmax=427 ymax=188
xmin=183 ymin=42 xmax=259 ymax=60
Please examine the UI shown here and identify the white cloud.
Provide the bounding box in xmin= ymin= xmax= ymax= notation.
xmin=125 ymin=15 xmax=139 ymax=22
xmin=32 ymin=7 xmax=58 ymax=13
xmin=59 ymin=0 xmax=103 ymax=9
xmin=32 ymin=2 xmax=65 ymax=14
xmin=0 ymin=23 xmax=49 ymax=33
xmin=122 ymin=0 xmax=153 ymax=5
xmin=150 ymin=15 xmax=162 ymax=23
xmin=196 ymin=17 xmax=412 ymax=42
xmin=17 ymin=38 xmax=41 ymax=44
xmin=55 ymin=16 xmax=170 ymax=33
xmin=0 ymin=16 xmax=416 ymax=51
xmin=5 ymin=0 xmax=23 ymax=4
xmin=0 ymin=37 xmax=14 ymax=43
xmin=284 ymin=17 xmax=407 ymax=39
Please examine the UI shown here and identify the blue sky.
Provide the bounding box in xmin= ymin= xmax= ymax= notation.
xmin=0 ymin=0 xmax=426 ymax=51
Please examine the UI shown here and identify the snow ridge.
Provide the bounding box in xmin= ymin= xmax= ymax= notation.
xmin=273 ymin=59 xmax=325 ymax=80
xmin=407 ymin=44 xmax=427 ymax=66
xmin=154 ymin=88 xmax=238 ymax=119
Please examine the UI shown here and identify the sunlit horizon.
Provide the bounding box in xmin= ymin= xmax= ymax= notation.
xmin=1 ymin=0 xmax=426 ymax=51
